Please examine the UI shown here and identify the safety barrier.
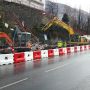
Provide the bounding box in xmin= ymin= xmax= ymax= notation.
xmin=84 ymin=45 xmax=87 ymax=50
xmin=48 ymin=49 xmax=54 ymax=57
xmin=0 ymin=45 xmax=90 ymax=66
xmin=74 ymin=46 xmax=77 ymax=52
xmin=33 ymin=51 xmax=41 ymax=60
xmin=71 ymin=47 xmax=74 ymax=53
xmin=0 ymin=54 xmax=13 ymax=65
xmin=89 ymin=45 xmax=90 ymax=49
xmin=67 ymin=47 xmax=71 ymax=53
xmin=54 ymin=49 xmax=59 ymax=56
xmin=63 ymin=48 xmax=67 ymax=54
xmin=83 ymin=46 xmax=85 ymax=50
xmin=86 ymin=45 xmax=89 ymax=50
xmin=59 ymin=48 xmax=64 ymax=55
xmin=77 ymin=46 xmax=80 ymax=52
xmin=24 ymin=51 xmax=33 ymax=61
xmin=41 ymin=50 xmax=48 ymax=58
xmin=14 ymin=52 xmax=25 ymax=63
xmin=80 ymin=46 xmax=84 ymax=51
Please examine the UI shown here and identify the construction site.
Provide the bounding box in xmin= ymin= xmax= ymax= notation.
xmin=0 ymin=0 xmax=90 ymax=52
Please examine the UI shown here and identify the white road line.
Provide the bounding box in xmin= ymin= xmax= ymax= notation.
xmin=45 ymin=63 xmax=70 ymax=73
xmin=0 ymin=78 xmax=28 ymax=90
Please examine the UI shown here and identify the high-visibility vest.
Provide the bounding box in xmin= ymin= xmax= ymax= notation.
xmin=57 ymin=41 xmax=63 ymax=48
xmin=63 ymin=42 xmax=67 ymax=47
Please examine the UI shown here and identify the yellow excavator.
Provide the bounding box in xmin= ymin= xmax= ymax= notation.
xmin=42 ymin=17 xmax=89 ymax=46
xmin=42 ymin=17 xmax=74 ymax=35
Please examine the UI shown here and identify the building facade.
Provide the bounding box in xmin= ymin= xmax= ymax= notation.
xmin=4 ymin=0 xmax=45 ymax=10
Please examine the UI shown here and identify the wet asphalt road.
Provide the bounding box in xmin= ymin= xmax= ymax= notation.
xmin=0 ymin=51 xmax=90 ymax=90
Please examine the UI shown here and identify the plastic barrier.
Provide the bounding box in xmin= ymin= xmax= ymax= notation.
xmin=54 ymin=49 xmax=59 ymax=56
xmin=59 ymin=48 xmax=64 ymax=55
xmin=14 ymin=52 xmax=25 ymax=63
xmin=89 ymin=45 xmax=90 ymax=49
xmin=80 ymin=46 xmax=83 ymax=51
xmin=86 ymin=45 xmax=89 ymax=50
xmin=0 ymin=54 xmax=14 ymax=65
xmin=80 ymin=46 xmax=84 ymax=51
xmin=41 ymin=50 xmax=48 ymax=58
xmin=33 ymin=51 xmax=41 ymax=60
xmin=84 ymin=45 xmax=87 ymax=50
xmin=0 ymin=45 xmax=90 ymax=66
xmin=70 ymin=47 xmax=74 ymax=53
xmin=74 ymin=46 xmax=77 ymax=52
xmin=63 ymin=48 xmax=67 ymax=54
xmin=82 ymin=46 xmax=85 ymax=51
xmin=67 ymin=47 xmax=71 ymax=53
xmin=24 ymin=52 xmax=33 ymax=61
xmin=48 ymin=49 xmax=54 ymax=57
xmin=77 ymin=46 xmax=80 ymax=52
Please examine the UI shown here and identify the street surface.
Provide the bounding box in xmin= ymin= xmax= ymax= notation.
xmin=0 ymin=50 xmax=90 ymax=90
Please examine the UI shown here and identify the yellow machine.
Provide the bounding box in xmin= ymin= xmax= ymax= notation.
xmin=42 ymin=17 xmax=89 ymax=46
xmin=42 ymin=17 xmax=75 ymax=35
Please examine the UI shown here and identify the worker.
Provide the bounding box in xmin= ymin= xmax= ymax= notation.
xmin=57 ymin=40 xmax=63 ymax=48
xmin=63 ymin=41 xmax=67 ymax=47
xmin=26 ymin=41 xmax=32 ymax=50
xmin=78 ymin=35 xmax=81 ymax=42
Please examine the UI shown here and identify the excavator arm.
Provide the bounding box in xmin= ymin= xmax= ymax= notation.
xmin=42 ymin=17 xmax=74 ymax=35
xmin=0 ymin=32 xmax=13 ymax=46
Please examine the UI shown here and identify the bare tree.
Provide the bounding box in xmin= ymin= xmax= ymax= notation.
xmin=45 ymin=0 xmax=58 ymax=17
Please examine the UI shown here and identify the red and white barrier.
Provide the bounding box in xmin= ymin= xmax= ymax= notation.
xmin=74 ymin=46 xmax=77 ymax=52
xmin=67 ymin=47 xmax=71 ymax=53
xmin=48 ymin=49 xmax=54 ymax=57
xmin=77 ymin=46 xmax=80 ymax=52
xmin=84 ymin=45 xmax=87 ymax=50
xmin=54 ymin=49 xmax=59 ymax=56
xmin=63 ymin=48 xmax=67 ymax=54
xmin=70 ymin=47 xmax=74 ymax=53
xmin=24 ymin=51 xmax=33 ymax=61
xmin=14 ymin=52 xmax=25 ymax=63
xmin=86 ymin=45 xmax=89 ymax=50
xmin=33 ymin=51 xmax=41 ymax=60
xmin=0 ymin=45 xmax=90 ymax=66
xmin=0 ymin=54 xmax=14 ymax=65
xmin=80 ymin=46 xmax=84 ymax=51
xmin=59 ymin=48 xmax=64 ymax=55
xmin=41 ymin=50 xmax=48 ymax=58
xmin=89 ymin=45 xmax=90 ymax=49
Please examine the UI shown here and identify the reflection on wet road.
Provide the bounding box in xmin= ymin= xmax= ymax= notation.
xmin=0 ymin=51 xmax=90 ymax=90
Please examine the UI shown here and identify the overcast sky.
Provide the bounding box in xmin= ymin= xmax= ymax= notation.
xmin=49 ymin=0 xmax=90 ymax=12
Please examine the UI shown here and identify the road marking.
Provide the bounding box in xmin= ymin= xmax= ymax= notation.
xmin=0 ymin=78 xmax=28 ymax=90
xmin=45 ymin=63 xmax=70 ymax=73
